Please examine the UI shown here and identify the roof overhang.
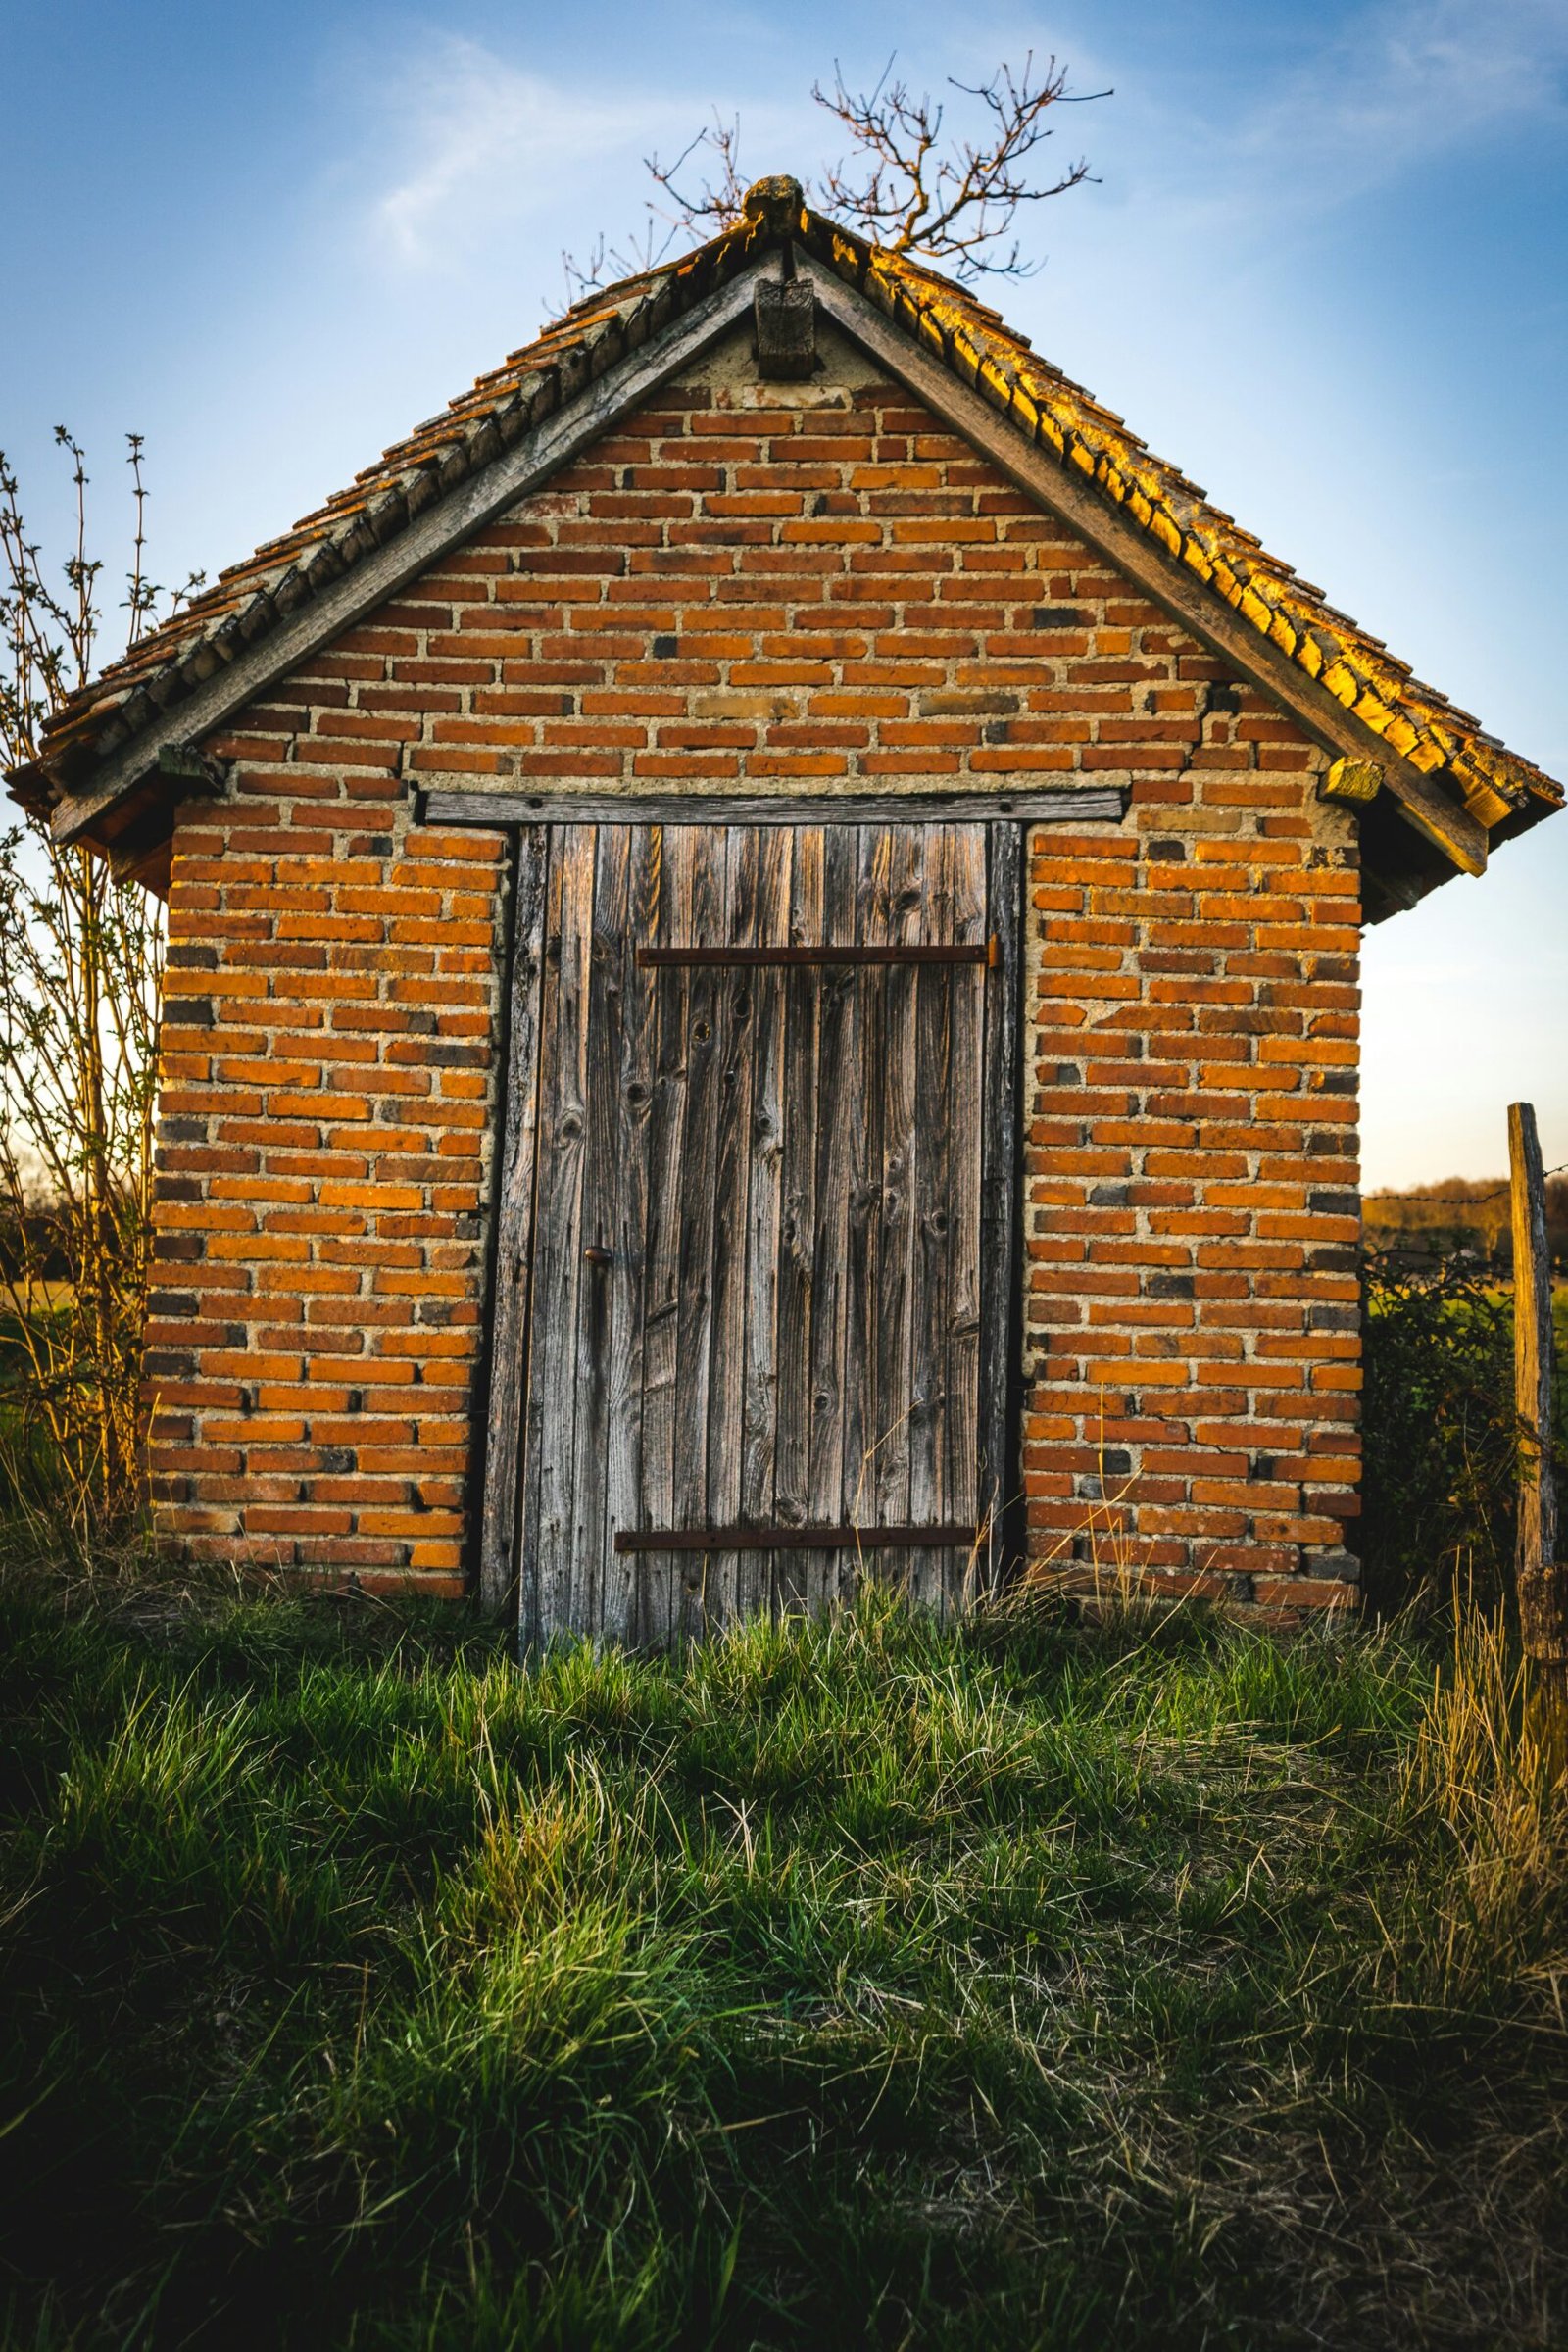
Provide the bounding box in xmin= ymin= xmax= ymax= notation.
xmin=43 ymin=263 xmax=770 ymax=873
xmin=13 ymin=204 xmax=1558 ymax=918
xmin=797 ymin=256 xmax=1490 ymax=898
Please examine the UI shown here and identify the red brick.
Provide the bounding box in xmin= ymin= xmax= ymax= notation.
xmin=145 ymin=359 xmax=1361 ymax=1613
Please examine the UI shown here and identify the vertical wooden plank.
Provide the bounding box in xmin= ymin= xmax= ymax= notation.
xmin=705 ymin=828 xmax=760 ymax=1631
xmin=943 ymin=828 xmax=987 ymax=1609
xmin=773 ymin=828 xmax=823 ymax=1617
xmin=738 ymin=825 xmax=792 ymax=1623
xmin=872 ymin=825 xmax=924 ymax=1585
xmin=516 ymin=835 xmax=564 ymax=1649
xmin=519 ymin=825 xmax=596 ymax=1645
xmin=806 ymin=825 xmax=860 ymax=1616
xmin=908 ymin=826 xmax=956 ymax=1614
xmin=478 ymin=826 xmax=548 ymax=1623
xmin=977 ymin=820 xmax=1023 ymax=1606
xmin=1510 ymin=1101 xmax=1565 ymax=1690
xmin=638 ymin=826 xmax=692 ymax=1650
xmin=841 ymin=827 xmax=889 ymax=1606
xmin=673 ymin=827 xmax=725 ymax=1643
xmin=601 ymin=825 xmax=659 ymax=1645
xmin=564 ymin=824 xmax=629 ymax=1642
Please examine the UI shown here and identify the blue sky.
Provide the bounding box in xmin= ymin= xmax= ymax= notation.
xmin=3 ymin=0 xmax=1564 ymax=1189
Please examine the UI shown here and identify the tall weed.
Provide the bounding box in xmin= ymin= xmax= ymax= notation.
xmin=1399 ymin=1610 xmax=1568 ymax=2007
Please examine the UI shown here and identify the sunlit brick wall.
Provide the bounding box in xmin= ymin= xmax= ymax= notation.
xmin=1022 ymin=755 xmax=1362 ymax=1619
xmin=143 ymin=330 xmax=1361 ymax=1610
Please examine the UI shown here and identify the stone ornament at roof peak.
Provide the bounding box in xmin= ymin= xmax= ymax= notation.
xmin=743 ymin=175 xmax=807 ymax=233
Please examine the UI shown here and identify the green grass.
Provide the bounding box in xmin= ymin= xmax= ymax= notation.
xmin=1 ymin=1572 xmax=1565 ymax=2350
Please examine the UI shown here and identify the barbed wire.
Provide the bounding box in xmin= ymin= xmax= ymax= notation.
xmin=1363 ymin=1160 xmax=1568 ymax=1208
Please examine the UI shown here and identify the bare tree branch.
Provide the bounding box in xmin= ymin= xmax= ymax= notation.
xmin=812 ymin=51 xmax=1108 ymax=280
xmin=561 ymin=220 xmax=671 ymax=310
xmin=645 ymin=114 xmax=750 ymax=236
xmin=562 ymin=116 xmax=751 ymax=306
xmin=0 ymin=432 xmax=191 ymax=1525
xmin=560 ymin=53 xmax=1107 ymax=304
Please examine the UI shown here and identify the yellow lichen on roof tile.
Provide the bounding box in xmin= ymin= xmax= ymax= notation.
xmin=1008 ymin=384 xmax=1041 ymax=439
xmin=872 ymin=227 xmax=1556 ymax=825
xmin=1151 ymin=510 xmax=1183 ymax=562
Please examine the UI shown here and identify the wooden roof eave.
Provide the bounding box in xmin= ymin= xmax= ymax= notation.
xmin=43 ymin=262 xmax=768 ymax=857
xmin=795 ymin=256 xmax=1490 ymax=886
xmin=29 ymin=229 xmax=1544 ymax=909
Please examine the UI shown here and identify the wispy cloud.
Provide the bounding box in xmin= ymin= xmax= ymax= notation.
xmin=366 ymin=41 xmax=665 ymax=267
xmin=359 ymin=35 xmax=821 ymax=277
xmin=1231 ymin=0 xmax=1568 ymax=191
xmin=354 ymin=4 xmax=1568 ymax=290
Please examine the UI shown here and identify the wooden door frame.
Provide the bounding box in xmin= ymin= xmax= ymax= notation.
xmin=978 ymin=820 xmax=1025 ymax=1595
xmin=476 ymin=823 xmax=549 ymax=1615
xmin=470 ymin=806 xmax=1035 ymax=1626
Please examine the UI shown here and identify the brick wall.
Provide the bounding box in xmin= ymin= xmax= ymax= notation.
xmin=145 ymin=325 xmax=1361 ymax=1609
xmin=1023 ymin=773 xmax=1361 ymax=1617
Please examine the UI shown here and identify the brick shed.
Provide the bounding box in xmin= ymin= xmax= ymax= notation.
xmin=17 ymin=176 xmax=1562 ymax=1639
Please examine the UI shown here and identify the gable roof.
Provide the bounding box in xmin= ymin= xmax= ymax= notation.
xmin=14 ymin=177 xmax=1560 ymax=915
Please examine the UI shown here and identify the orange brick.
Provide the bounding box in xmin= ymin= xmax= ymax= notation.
xmin=140 ymin=362 xmax=1363 ymax=1611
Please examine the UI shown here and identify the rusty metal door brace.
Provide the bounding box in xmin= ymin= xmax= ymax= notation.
xmin=614 ymin=1522 xmax=979 ymax=1553
xmin=635 ymin=941 xmax=997 ymax=969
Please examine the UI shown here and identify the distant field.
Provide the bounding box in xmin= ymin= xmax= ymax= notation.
xmin=0 ymin=1288 xmax=74 ymax=1378
xmin=1363 ymin=1172 xmax=1568 ymax=1267
xmin=1 ymin=1575 xmax=1564 ymax=2350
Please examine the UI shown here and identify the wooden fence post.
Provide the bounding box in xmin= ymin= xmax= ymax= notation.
xmin=1508 ymin=1102 xmax=1567 ymax=1725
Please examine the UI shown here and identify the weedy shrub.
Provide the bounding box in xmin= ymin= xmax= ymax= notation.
xmin=0 ymin=434 xmax=201 ymax=1535
xmin=2 ymin=1563 xmax=1565 ymax=2351
xmin=1360 ymin=1251 xmax=1529 ymax=1619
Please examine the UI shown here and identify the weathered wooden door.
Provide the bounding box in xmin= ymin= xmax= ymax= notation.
xmin=484 ymin=818 xmax=1019 ymax=1645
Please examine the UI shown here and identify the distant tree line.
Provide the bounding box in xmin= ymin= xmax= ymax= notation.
xmin=1364 ymin=1175 xmax=1568 ymax=1272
